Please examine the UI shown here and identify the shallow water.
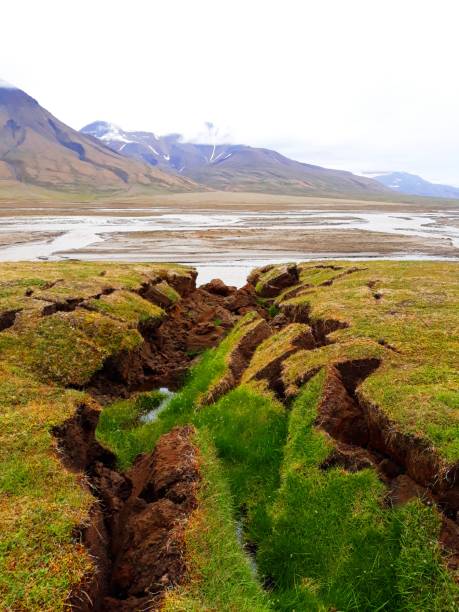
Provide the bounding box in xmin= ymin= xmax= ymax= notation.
xmin=193 ymin=254 xmax=459 ymax=287
xmin=139 ymin=388 xmax=174 ymax=423
xmin=0 ymin=209 xmax=458 ymax=287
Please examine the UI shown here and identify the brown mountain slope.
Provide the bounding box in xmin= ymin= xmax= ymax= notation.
xmin=0 ymin=84 xmax=196 ymax=192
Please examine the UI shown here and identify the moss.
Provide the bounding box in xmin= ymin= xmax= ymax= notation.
xmin=0 ymin=363 xmax=94 ymax=611
xmin=254 ymin=263 xmax=296 ymax=294
xmin=7 ymin=309 xmax=142 ymax=386
xmin=2 ymin=260 xmax=459 ymax=610
xmin=154 ymin=280 xmax=181 ymax=304
xmin=86 ymin=290 xmax=165 ymax=327
xmin=0 ymin=261 xmax=195 ymax=610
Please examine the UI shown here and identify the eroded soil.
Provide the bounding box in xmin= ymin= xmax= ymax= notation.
xmin=7 ymin=260 xmax=457 ymax=609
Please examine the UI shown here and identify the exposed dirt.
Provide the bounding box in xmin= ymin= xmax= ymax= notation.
xmin=201 ymin=314 xmax=272 ymax=405
xmin=249 ymin=263 xmax=299 ymax=298
xmin=242 ymin=267 xmax=459 ymax=575
xmin=88 ymin=278 xmax=265 ymax=402
xmin=315 ymin=360 xmax=459 ymax=574
xmin=103 ymin=426 xmax=200 ymax=610
xmin=0 ymin=308 xmax=19 ymax=331
xmin=53 ymin=402 xmax=200 ymax=611
xmin=244 ymin=325 xmax=316 ymax=397
xmin=49 ymin=263 xmax=459 ymax=607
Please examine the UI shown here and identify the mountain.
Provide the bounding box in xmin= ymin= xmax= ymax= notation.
xmin=368 ymin=171 xmax=459 ymax=199
xmin=0 ymin=81 xmax=195 ymax=192
xmin=81 ymin=121 xmax=390 ymax=196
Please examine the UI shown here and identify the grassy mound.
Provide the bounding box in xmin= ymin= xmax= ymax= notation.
xmin=0 ymin=262 xmax=195 ymax=610
xmin=276 ymin=261 xmax=459 ymax=465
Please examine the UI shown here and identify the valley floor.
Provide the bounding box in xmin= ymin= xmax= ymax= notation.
xmin=0 ymin=192 xmax=458 ymax=279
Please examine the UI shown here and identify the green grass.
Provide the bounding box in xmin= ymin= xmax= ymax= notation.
xmin=242 ymin=323 xmax=312 ymax=384
xmin=94 ymin=317 xmax=243 ymax=462
xmin=258 ymin=371 xmax=459 ymax=610
xmin=2 ymin=260 xmax=459 ymax=610
xmin=0 ymin=262 xmax=195 ymax=610
xmin=96 ymin=389 xmax=169 ymax=469
xmin=195 ymin=383 xmax=287 ymax=547
xmin=277 ymin=261 xmax=459 ymax=463
xmin=96 ymin=330 xmax=288 ymax=608
xmin=0 ymin=364 xmax=94 ymax=611
xmin=163 ymin=429 xmax=271 ymax=611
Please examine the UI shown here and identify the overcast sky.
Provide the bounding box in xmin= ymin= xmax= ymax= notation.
xmin=3 ymin=0 xmax=459 ymax=185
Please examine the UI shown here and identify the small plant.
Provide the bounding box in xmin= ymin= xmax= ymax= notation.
xmin=267 ymin=304 xmax=279 ymax=318
xmin=134 ymin=390 xmax=168 ymax=414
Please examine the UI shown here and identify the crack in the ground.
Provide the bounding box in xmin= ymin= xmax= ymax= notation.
xmin=0 ymin=308 xmax=20 ymax=332
xmin=315 ymin=359 xmax=459 ymax=572
xmin=53 ymin=404 xmax=199 ymax=611
xmin=44 ymin=266 xmax=459 ymax=608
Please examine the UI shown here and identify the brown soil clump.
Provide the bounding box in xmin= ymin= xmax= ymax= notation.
xmin=55 ymin=405 xmax=200 ymax=611
xmin=0 ymin=308 xmax=19 ymax=331
xmin=256 ymin=263 xmax=299 ymax=298
xmin=88 ymin=279 xmax=264 ymax=402
xmin=104 ymin=426 xmax=200 ymax=611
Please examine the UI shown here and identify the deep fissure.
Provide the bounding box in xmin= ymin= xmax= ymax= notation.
xmin=46 ymin=266 xmax=459 ymax=608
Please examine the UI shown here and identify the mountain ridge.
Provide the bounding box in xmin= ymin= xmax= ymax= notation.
xmin=368 ymin=171 xmax=459 ymax=199
xmin=81 ymin=121 xmax=391 ymax=196
xmin=0 ymin=83 xmax=196 ymax=192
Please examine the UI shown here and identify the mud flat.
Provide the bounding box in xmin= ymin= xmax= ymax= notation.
xmin=1 ymin=189 xmax=458 ymax=215
xmin=1 ymin=259 xmax=459 ymax=610
xmin=0 ymin=196 xmax=458 ymax=288
xmin=0 ymin=230 xmax=62 ymax=248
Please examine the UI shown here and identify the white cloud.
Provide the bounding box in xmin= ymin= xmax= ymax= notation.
xmin=2 ymin=0 xmax=459 ymax=185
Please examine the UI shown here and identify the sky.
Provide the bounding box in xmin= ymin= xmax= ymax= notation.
xmin=2 ymin=0 xmax=459 ymax=185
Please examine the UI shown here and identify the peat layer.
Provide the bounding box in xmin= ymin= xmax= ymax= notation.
xmin=14 ymin=261 xmax=458 ymax=608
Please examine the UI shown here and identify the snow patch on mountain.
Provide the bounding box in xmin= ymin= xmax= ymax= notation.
xmin=0 ymin=78 xmax=18 ymax=90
